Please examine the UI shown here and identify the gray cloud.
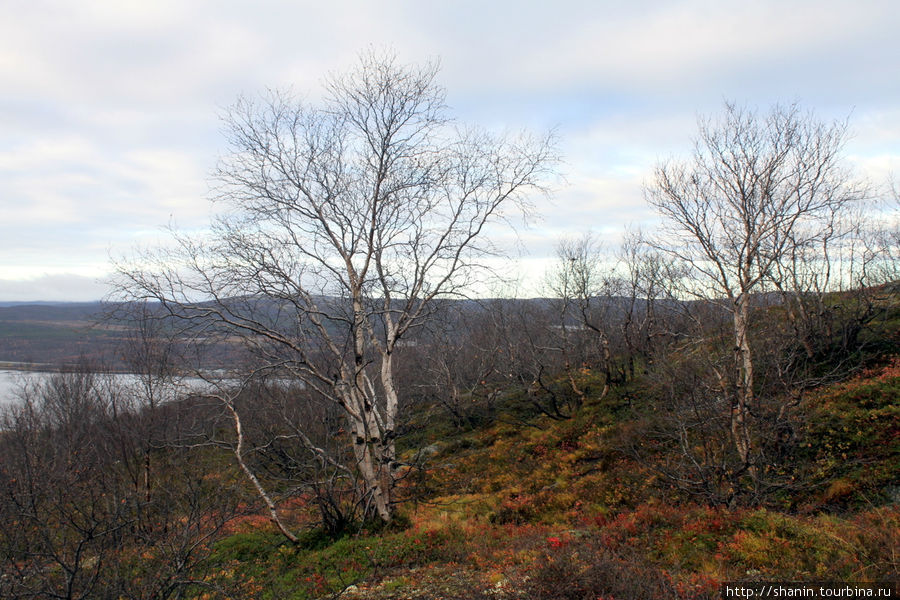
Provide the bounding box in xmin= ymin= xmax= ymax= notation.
xmin=1 ymin=0 xmax=898 ymax=300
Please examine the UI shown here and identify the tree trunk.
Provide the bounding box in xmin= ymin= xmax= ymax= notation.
xmin=351 ymin=410 xmax=392 ymax=523
xmin=228 ymin=404 xmax=299 ymax=544
xmin=731 ymin=296 xmax=754 ymax=472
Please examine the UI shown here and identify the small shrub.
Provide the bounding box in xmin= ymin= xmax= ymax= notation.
xmin=520 ymin=536 xmax=715 ymax=600
xmin=213 ymin=530 xmax=285 ymax=563
xmin=489 ymin=493 xmax=537 ymax=525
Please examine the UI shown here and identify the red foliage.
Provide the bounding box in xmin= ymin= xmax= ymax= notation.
xmin=546 ymin=536 xmax=565 ymax=549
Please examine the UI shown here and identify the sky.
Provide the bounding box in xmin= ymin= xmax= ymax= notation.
xmin=1 ymin=0 xmax=898 ymax=302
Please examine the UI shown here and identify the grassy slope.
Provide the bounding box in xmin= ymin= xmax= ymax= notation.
xmin=197 ymin=356 xmax=900 ymax=599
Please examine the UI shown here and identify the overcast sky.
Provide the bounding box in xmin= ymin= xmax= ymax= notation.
xmin=1 ymin=0 xmax=898 ymax=301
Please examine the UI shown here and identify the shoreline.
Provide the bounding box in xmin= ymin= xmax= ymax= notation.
xmin=0 ymin=362 xmax=133 ymax=374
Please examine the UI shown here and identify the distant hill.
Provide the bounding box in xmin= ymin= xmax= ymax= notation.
xmin=0 ymin=302 xmax=126 ymax=368
xmin=0 ymin=296 xmax=656 ymax=369
xmin=0 ymin=301 xmax=106 ymax=318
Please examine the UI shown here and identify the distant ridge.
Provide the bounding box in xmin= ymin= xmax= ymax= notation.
xmin=0 ymin=301 xmax=102 ymax=308
xmin=0 ymin=301 xmax=118 ymax=366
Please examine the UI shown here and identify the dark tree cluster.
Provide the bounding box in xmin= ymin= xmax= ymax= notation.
xmin=0 ymin=364 xmax=241 ymax=600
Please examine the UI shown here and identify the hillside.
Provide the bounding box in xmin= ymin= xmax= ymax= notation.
xmin=0 ymin=301 xmax=125 ymax=367
xmin=1 ymin=291 xmax=897 ymax=599
xmin=195 ymin=357 xmax=899 ymax=598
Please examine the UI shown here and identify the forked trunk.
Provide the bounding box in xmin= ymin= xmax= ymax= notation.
xmin=351 ymin=409 xmax=393 ymax=523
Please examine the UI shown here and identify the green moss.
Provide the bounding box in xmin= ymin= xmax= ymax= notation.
xmin=213 ymin=530 xmax=286 ymax=563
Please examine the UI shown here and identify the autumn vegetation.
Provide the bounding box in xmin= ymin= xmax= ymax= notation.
xmin=0 ymin=54 xmax=898 ymax=599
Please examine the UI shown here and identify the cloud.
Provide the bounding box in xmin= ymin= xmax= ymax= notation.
xmin=0 ymin=273 xmax=111 ymax=303
xmin=0 ymin=0 xmax=898 ymax=300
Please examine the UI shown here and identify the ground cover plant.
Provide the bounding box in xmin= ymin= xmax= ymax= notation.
xmin=178 ymin=354 xmax=897 ymax=599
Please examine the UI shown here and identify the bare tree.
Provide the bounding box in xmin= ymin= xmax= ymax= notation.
xmin=482 ymin=297 xmax=586 ymax=422
xmin=546 ymin=231 xmax=680 ymax=395
xmin=414 ymin=306 xmax=503 ymax=429
xmin=645 ymin=102 xmax=866 ymax=474
xmin=108 ymin=301 xmax=184 ymax=529
xmin=872 ymin=186 xmax=900 ymax=284
xmin=614 ymin=229 xmax=684 ymax=382
xmin=114 ymin=52 xmax=554 ymax=527
xmin=547 ymin=234 xmax=615 ymax=397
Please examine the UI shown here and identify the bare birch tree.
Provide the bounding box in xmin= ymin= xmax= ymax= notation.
xmin=645 ymin=102 xmax=866 ymax=474
xmin=547 ymin=234 xmax=615 ymax=397
xmin=114 ymin=52 xmax=554 ymax=526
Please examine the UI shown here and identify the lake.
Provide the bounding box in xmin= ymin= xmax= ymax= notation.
xmin=0 ymin=370 xmax=215 ymax=406
xmin=0 ymin=370 xmax=45 ymax=405
xmin=0 ymin=369 xmax=303 ymax=407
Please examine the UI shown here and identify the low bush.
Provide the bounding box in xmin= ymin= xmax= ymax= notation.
xmin=519 ymin=535 xmax=716 ymax=600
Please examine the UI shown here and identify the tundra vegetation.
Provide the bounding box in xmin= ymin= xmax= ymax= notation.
xmin=0 ymin=55 xmax=898 ymax=599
